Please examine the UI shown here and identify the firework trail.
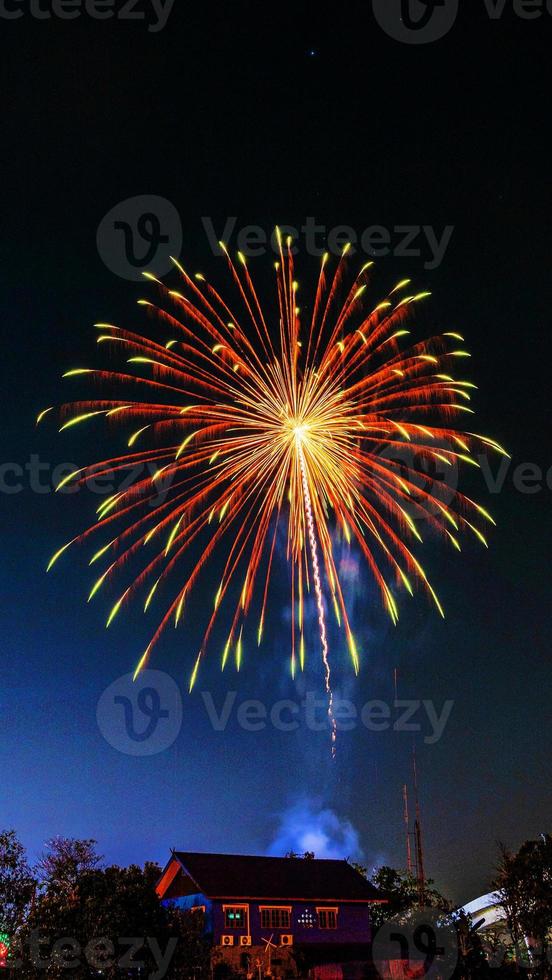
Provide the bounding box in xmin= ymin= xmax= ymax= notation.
xmin=41 ymin=230 xmax=506 ymax=753
xmin=298 ymin=440 xmax=336 ymax=755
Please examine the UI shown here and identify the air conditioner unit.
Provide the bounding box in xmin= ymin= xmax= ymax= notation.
xmin=280 ymin=935 xmax=293 ymax=947
xmin=240 ymin=936 xmax=252 ymax=946
xmin=221 ymin=935 xmax=234 ymax=947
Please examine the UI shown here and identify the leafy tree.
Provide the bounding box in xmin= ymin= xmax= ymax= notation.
xmin=494 ymin=835 xmax=552 ymax=978
xmin=164 ymin=905 xmax=211 ymax=979
xmin=451 ymin=908 xmax=491 ymax=980
xmin=478 ymin=924 xmax=516 ymax=971
xmin=0 ymin=829 xmax=35 ymax=936
xmin=17 ymin=847 xmax=209 ymax=978
xmin=369 ymin=865 xmax=451 ymax=928
xmin=348 ymin=861 xmax=368 ymax=878
xmin=35 ymin=837 xmax=102 ymax=893
xmin=368 ymin=867 xmax=496 ymax=980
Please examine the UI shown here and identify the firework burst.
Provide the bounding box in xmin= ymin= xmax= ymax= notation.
xmin=42 ymin=231 xmax=505 ymax=752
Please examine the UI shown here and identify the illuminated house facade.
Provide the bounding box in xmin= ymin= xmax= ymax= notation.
xmin=156 ymin=851 xmax=384 ymax=976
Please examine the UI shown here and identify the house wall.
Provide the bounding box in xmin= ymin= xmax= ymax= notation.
xmin=166 ymin=892 xmax=214 ymax=933
xmin=212 ymin=943 xmax=298 ymax=978
xmin=211 ymin=900 xmax=372 ymax=946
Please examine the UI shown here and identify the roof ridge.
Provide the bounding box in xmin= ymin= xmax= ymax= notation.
xmin=174 ymin=850 xmax=351 ymax=863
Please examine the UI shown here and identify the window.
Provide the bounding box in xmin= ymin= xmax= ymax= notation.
xmin=317 ymin=908 xmax=338 ymax=930
xmin=224 ymin=906 xmax=248 ymax=929
xmin=260 ymin=907 xmax=291 ymax=929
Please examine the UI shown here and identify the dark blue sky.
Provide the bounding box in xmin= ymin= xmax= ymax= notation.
xmin=1 ymin=1 xmax=551 ymax=906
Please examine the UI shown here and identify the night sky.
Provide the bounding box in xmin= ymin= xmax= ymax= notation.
xmin=1 ymin=1 xmax=551 ymax=906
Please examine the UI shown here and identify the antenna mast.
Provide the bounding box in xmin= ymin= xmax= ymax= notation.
xmin=403 ymin=783 xmax=413 ymax=874
xmin=412 ymin=746 xmax=425 ymax=905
